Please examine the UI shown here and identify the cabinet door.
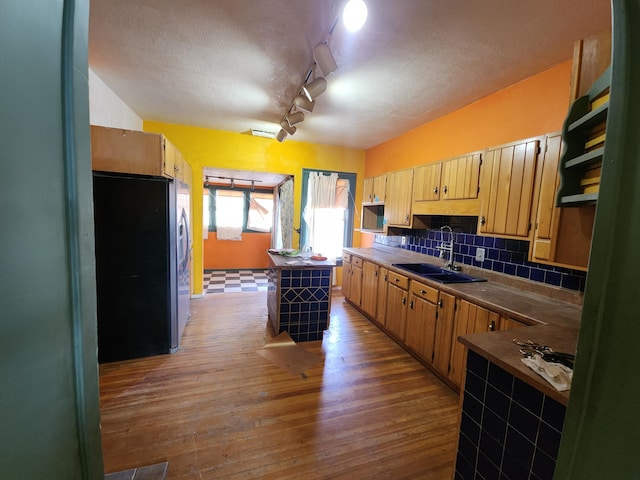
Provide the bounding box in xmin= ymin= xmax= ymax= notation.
xmin=441 ymin=153 xmax=482 ymax=200
xmin=448 ymin=300 xmax=500 ymax=387
xmin=373 ymin=174 xmax=387 ymax=203
xmin=385 ymin=283 xmax=408 ymax=340
xmin=406 ymin=294 xmax=438 ymax=363
xmin=479 ymin=139 xmax=540 ymax=237
xmin=363 ymin=178 xmax=374 ymax=203
xmin=163 ymin=137 xmax=177 ymax=178
xmin=341 ymin=259 xmax=352 ymax=300
xmin=386 ymin=169 xmax=414 ymax=226
xmin=498 ymin=316 xmax=526 ymax=331
xmin=531 ymin=133 xmax=562 ymax=261
xmin=351 ymin=263 xmax=363 ymax=307
xmin=375 ymin=267 xmax=389 ymax=326
xmin=361 ymin=261 xmax=379 ymax=317
xmin=432 ymin=291 xmax=456 ymax=376
xmin=413 ymin=163 xmax=442 ymax=202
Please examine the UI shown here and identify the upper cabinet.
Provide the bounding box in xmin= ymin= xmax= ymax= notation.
xmin=385 ymin=169 xmax=414 ymax=227
xmin=412 ymin=152 xmax=482 ymax=216
xmin=363 ymin=174 xmax=387 ymax=204
xmin=91 ymin=125 xmax=185 ymax=180
xmin=479 ymin=137 xmax=540 ymax=238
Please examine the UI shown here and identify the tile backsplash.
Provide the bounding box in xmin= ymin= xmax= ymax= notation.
xmin=374 ymin=228 xmax=587 ymax=292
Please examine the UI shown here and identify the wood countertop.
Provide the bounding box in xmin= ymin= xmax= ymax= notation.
xmin=459 ymin=324 xmax=576 ymax=405
xmin=343 ymin=245 xmax=582 ymax=404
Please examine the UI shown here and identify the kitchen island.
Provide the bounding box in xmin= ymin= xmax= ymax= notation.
xmin=267 ymin=252 xmax=336 ymax=342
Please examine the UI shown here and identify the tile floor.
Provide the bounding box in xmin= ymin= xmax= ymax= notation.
xmin=203 ymin=269 xmax=269 ymax=294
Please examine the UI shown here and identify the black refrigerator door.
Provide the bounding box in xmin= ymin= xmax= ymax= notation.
xmin=93 ymin=173 xmax=176 ymax=362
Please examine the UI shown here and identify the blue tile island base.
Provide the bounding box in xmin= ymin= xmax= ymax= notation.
xmin=267 ymin=253 xmax=335 ymax=342
xmin=456 ymin=350 xmax=567 ymax=480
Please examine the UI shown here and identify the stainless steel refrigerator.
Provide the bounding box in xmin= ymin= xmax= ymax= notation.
xmin=93 ymin=171 xmax=191 ymax=362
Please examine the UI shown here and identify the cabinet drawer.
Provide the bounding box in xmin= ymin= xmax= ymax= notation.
xmin=409 ymin=281 xmax=439 ymax=304
xmin=387 ymin=271 xmax=409 ymax=289
xmin=352 ymin=256 xmax=363 ymax=268
xmin=342 ymin=253 xmax=351 ymax=263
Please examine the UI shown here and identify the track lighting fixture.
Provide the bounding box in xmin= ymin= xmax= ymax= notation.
xmin=230 ymin=179 xmax=235 ymax=189
xmin=313 ymin=43 xmax=338 ymax=77
xmin=294 ymin=94 xmax=315 ymax=113
xmin=285 ymin=111 xmax=305 ymax=126
xmin=280 ymin=120 xmax=297 ymax=136
xmin=276 ymin=129 xmax=287 ymax=143
xmin=302 ymin=77 xmax=327 ymax=101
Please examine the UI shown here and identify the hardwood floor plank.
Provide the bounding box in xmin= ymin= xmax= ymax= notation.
xmin=100 ymin=291 xmax=459 ymax=479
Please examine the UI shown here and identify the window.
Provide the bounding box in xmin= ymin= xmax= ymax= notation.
xmin=207 ymin=187 xmax=274 ymax=234
xmin=300 ymin=170 xmax=355 ymax=260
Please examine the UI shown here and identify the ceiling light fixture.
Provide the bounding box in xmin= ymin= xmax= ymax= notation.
xmin=343 ymin=0 xmax=368 ymax=32
xmin=276 ymin=129 xmax=287 ymax=143
xmin=302 ymin=76 xmax=327 ymax=101
xmin=294 ymin=94 xmax=315 ymax=113
xmin=280 ymin=120 xmax=297 ymax=135
xmin=313 ymin=43 xmax=338 ymax=77
xmin=285 ymin=110 xmax=305 ymax=126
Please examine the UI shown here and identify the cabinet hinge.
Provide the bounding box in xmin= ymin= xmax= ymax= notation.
xmin=528 ymin=222 xmax=532 ymax=232
xmin=479 ymin=156 xmax=483 ymax=166
xmin=537 ymin=146 xmax=542 ymax=155
xmin=454 ymin=302 xmax=457 ymax=311
xmin=435 ymin=311 xmax=439 ymax=319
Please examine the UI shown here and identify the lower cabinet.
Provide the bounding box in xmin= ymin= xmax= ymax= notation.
xmin=341 ymin=256 xmax=528 ymax=392
xmin=385 ymin=271 xmax=409 ymax=339
xmin=448 ymin=299 xmax=500 ymax=387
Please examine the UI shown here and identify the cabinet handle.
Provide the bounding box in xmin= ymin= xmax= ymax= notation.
xmin=420 ymin=289 xmax=427 ymax=294
xmin=443 ymin=185 xmax=448 ymax=194
xmin=402 ymin=297 xmax=407 ymax=305
xmin=374 ymin=270 xmax=378 ymax=277
xmin=489 ymin=320 xmax=496 ymax=331
xmin=395 ymin=278 xmax=400 ymax=283
xmin=384 ymin=274 xmax=388 ymax=281
xmin=404 ymin=215 xmax=409 ymax=222
xmin=409 ymin=300 xmax=414 ymax=309
xmin=438 ymin=299 xmax=443 ymax=308
xmin=480 ymin=216 xmax=486 ymax=226
xmin=433 ymin=186 xmax=439 ymax=194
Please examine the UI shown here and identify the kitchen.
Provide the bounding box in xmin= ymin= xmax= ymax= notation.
xmin=3 ymin=1 xmax=640 ymax=480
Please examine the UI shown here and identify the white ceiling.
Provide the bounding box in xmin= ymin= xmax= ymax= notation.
xmin=89 ymin=0 xmax=611 ymax=152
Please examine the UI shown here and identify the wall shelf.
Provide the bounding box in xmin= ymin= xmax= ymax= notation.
xmin=557 ymin=66 xmax=610 ymax=207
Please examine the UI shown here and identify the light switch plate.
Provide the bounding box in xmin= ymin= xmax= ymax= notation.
xmin=475 ymin=247 xmax=485 ymax=262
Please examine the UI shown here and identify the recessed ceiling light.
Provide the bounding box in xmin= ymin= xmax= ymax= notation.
xmin=343 ymin=0 xmax=368 ymax=32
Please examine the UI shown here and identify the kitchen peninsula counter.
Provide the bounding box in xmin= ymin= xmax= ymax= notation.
xmin=267 ymin=252 xmax=336 ymax=342
xmin=342 ymin=245 xmax=582 ymax=403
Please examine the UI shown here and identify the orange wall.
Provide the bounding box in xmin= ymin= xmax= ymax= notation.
xmin=204 ymin=232 xmax=271 ymax=270
xmin=365 ymin=60 xmax=573 ymax=175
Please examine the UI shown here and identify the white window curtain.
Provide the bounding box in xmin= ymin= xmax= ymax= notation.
xmin=303 ymin=172 xmax=349 ymax=260
xmin=216 ymin=190 xmax=244 ymax=240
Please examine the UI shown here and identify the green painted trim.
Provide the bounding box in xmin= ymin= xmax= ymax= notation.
xmin=61 ymin=0 xmax=104 ymax=478
xmin=555 ymin=1 xmax=640 ymax=478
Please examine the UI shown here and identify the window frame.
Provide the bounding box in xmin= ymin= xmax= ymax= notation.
xmin=206 ymin=186 xmax=274 ymax=233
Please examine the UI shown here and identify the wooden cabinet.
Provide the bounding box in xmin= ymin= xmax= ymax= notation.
xmin=405 ymin=281 xmax=439 ymax=363
xmin=413 ymin=163 xmax=442 ymax=202
xmin=363 ymin=174 xmax=387 ymax=204
xmin=375 ymin=267 xmax=389 ymax=326
xmin=385 ymin=271 xmax=409 ymax=340
xmin=432 ymin=291 xmax=456 ymax=376
xmin=361 ymin=260 xmax=379 ymax=318
xmin=91 ymin=126 xmax=182 ymax=179
xmin=448 ymin=300 xmax=500 ymax=387
xmin=342 ymin=253 xmax=363 ymax=306
xmin=440 ymin=153 xmax=482 ymax=201
xmin=385 ymin=169 xmax=414 ymax=227
xmin=479 ymin=137 xmax=540 ymax=238
xmin=498 ymin=316 xmax=527 ymax=331
xmin=341 ymin=253 xmax=352 ymax=300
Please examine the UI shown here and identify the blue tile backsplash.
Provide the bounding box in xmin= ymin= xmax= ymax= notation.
xmin=375 ymin=228 xmax=587 ymax=292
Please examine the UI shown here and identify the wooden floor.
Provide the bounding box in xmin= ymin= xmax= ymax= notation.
xmin=99 ymin=291 xmax=460 ymax=479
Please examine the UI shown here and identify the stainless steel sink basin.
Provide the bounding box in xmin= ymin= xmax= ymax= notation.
xmin=392 ymin=263 xmax=487 ymax=284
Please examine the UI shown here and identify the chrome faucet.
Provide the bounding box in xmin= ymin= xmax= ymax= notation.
xmin=436 ymin=225 xmax=461 ymax=271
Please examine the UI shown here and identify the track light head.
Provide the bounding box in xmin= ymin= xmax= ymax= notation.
xmin=285 ymin=111 xmax=305 ymax=126
xmin=276 ymin=129 xmax=287 ymax=142
xmin=313 ymin=43 xmax=338 ymax=76
xmin=280 ymin=120 xmax=297 ymax=135
xmin=302 ymin=77 xmax=327 ymax=101
xmin=294 ymin=94 xmax=315 ymax=113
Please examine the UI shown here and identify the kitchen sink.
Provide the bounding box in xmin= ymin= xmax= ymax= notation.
xmin=392 ymin=263 xmax=487 ymax=284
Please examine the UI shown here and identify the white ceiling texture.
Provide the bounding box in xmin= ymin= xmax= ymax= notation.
xmin=89 ymin=0 xmax=611 ymax=184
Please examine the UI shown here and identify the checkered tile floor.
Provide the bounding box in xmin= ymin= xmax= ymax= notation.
xmin=203 ymin=269 xmax=269 ymax=294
